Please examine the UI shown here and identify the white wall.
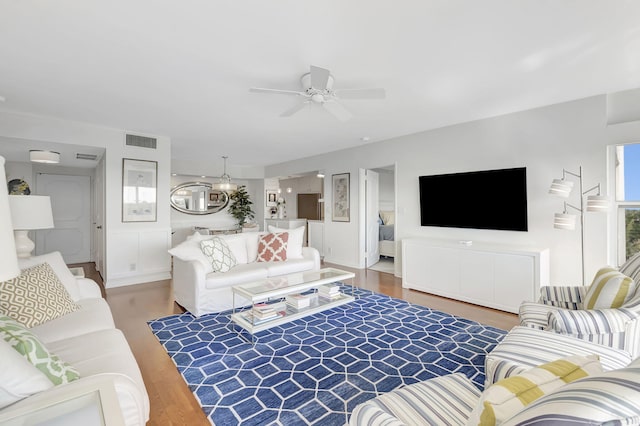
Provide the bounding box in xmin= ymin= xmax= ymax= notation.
xmin=0 ymin=111 xmax=172 ymax=288
xmin=266 ymin=95 xmax=611 ymax=285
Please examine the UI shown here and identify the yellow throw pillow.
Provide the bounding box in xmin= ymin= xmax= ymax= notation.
xmin=467 ymin=354 xmax=602 ymax=426
xmin=584 ymin=267 xmax=636 ymax=309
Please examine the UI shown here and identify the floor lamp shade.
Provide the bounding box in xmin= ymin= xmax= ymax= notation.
xmin=549 ymin=179 xmax=574 ymax=197
xmin=0 ymin=157 xmax=20 ymax=280
xmin=8 ymin=195 xmax=54 ymax=258
xmin=553 ymin=213 xmax=577 ymax=230
xmin=586 ymin=195 xmax=610 ymax=212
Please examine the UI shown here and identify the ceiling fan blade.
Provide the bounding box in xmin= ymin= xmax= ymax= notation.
xmin=310 ymin=65 xmax=331 ymax=90
xmin=250 ymin=87 xmax=305 ymax=96
xmin=334 ymin=88 xmax=386 ymax=99
xmin=280 ymin=101 xmax=309 ymax=117
xmin=322 ymin=101 xmax=353 ymax=122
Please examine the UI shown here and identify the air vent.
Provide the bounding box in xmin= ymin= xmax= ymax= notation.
xmin=76 ymin=153 xmax=98 ymax=161
xmin=126 ymin=134 xmax=157 ymax=149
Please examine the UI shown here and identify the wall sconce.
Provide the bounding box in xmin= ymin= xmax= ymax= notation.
xmin=286 ymin=187 xmax=292 ymax=193
xmin=549 ymin=166 xmax=609 ymax=285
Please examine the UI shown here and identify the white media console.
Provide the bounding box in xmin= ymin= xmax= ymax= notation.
xmin=401 ymin=238 xmax=550 ymax=313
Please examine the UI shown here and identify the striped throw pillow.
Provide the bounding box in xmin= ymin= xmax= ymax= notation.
xmin=468 ymin=354 xmax=602 ymax=426
xmin=502 ymin=366 xmax=640 ymax=425
xmin=584 ymin=267 xmax=636 ymax=309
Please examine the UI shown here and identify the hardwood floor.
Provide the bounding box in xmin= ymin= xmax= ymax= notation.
xmin=75 ymin=262 xmax=519 ymax=425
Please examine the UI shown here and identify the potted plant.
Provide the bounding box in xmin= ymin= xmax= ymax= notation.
xmin=229 ymin=185 xmax=255 ymax=228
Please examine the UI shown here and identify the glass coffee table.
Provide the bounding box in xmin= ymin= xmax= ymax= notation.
xmin=230 ymin=268 xmax=356 ymax=337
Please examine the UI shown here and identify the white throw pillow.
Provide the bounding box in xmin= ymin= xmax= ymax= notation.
xmin=168 ymin=233 xmax=213 ymax=273
xmin=268 ymin=225 xmax=304 ymax=259
xmin=245 ymin=232 xmax=265 ymax=263
xmin=0 ymin=339 xmax=53 ymax=409
xmin=18 ymin=251 xmax=80 ymax=301
xmin=217 ymin=234 xmax=249 ymax=264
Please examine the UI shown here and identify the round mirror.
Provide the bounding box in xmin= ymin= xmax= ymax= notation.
xmin=170 ymin=182 xmax=229 ymax=215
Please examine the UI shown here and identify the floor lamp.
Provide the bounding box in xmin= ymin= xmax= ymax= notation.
xmin=549 ymin=166 xmax=609 ymax=286
xmin=0 ymin=156 xmax=21 ymax=280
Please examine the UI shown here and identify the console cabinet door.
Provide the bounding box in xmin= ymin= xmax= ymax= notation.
xmin=403 ymin=244 xmax=459 ymax=298
xmin=459 ymin=251 xmax=494 ymax=306
xmin=494 ymin=254 xmax=535 ymax=311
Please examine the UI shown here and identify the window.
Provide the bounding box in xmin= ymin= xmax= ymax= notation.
xmin=614 ymin=144 xmax=640 ymax=263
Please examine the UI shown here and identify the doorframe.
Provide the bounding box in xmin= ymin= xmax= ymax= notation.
xmin=358 ymin=163 xmax=398 ymax=272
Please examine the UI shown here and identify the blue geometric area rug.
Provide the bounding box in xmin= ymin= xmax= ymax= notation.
xmin=148 ymin=286 xmax=507 ymax=426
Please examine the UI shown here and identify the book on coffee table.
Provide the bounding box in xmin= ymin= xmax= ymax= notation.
xmin=285 ymin=293 xmax=311 ymax=309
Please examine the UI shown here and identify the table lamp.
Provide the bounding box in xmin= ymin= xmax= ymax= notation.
xmin=8 ymin=194 xmax=54 ymax=258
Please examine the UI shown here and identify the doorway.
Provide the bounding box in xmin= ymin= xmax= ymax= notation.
xmin=365 ymin=165 xmax=396 ymax=274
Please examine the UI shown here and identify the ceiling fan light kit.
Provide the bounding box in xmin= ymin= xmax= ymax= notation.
xmin=250 ymin=65 xmax=386 ymax=122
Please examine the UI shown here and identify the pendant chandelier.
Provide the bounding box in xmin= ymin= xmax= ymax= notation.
xmin=212 ymin=156 xmax=238 ymax=192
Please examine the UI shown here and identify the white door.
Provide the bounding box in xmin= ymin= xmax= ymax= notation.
xmin=36 ymin=174 xmax=91 ymax=263
xmin=366 ymin=169 xmax=380 ymax=267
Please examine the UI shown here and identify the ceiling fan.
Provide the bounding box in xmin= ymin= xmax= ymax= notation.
xmin=249 ymin=65 xmax=385 ymax=122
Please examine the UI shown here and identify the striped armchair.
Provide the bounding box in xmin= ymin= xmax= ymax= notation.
xmin=519 ymin=279 xmax=640 ymax=357
xmin=349 ymin=358 xmax=640 ymax=426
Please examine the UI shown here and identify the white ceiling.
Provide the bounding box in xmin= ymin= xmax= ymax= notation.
xmin=1 ymin=1 xmax=639 ymax=170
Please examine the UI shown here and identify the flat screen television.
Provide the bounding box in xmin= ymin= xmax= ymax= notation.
xmin=419 ymin=167 xmax=528 ymax=232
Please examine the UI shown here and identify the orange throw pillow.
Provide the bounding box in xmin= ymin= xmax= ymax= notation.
xmin=257 ymin=233 xmax=289 ymax=262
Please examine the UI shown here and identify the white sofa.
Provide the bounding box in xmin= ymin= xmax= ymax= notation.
xmin=0 ymin=252 xmax=149 ymax=426
xmin=170 ymin=229 xmax=321 ymax=317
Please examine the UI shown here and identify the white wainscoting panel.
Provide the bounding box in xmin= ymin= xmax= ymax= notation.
xmin=106 ymin=228 xmax=172 ymax=288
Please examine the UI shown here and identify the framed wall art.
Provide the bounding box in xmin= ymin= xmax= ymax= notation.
xmin=332 ymin=173 xmax=350 ymax=222
xmin=122 ymin=158 xmax=157 ymax=222
xmin=266 ymin=190 xmax=278 ymax=207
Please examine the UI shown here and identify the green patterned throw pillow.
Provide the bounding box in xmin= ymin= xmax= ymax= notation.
xmin=0 ymin=262 xmax=80 ymax=328
xmin=201 ymin=237 xmax=237 ymax=272
xmin=0 ymin=315 xmax=80 ymax=385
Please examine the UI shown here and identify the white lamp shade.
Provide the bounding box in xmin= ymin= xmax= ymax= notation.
xmin=212 ymin=182 xmax=238 ymax=191
xmin=554 ymin=213 xmax=577 ymax=230
xmin=549 ymin=179 xmax=574 ymax=197
xmin=8 ymin=195 xmax=55 ymax=230
xmin=586 ymin=195 xmax=610 ymax=212
xmin=29 ymin=150 xmax=60 ymax=164
xmin=0 ymin=157 xmax=21 ymax=280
